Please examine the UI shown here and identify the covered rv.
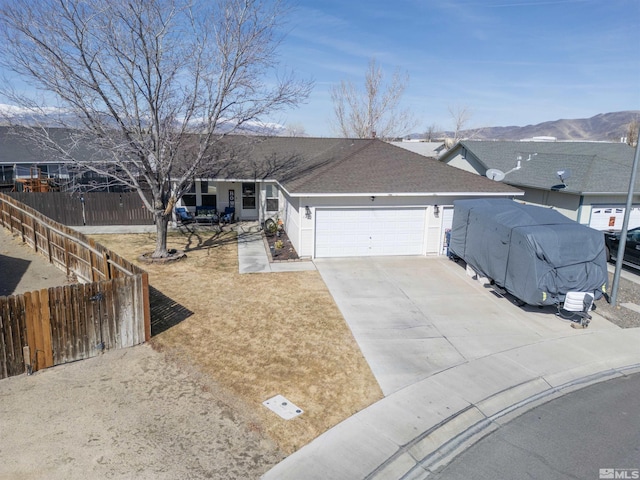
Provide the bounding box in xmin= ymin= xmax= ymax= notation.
xmin=450 ymin=198 xmax=608 ymax=306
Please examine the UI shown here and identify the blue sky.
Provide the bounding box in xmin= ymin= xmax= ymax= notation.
xmin=276 ymin=0 xmax=640 ymax=136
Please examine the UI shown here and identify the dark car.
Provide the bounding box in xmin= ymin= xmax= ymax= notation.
xmin=604 ymin=227 xmax=640 ymax=268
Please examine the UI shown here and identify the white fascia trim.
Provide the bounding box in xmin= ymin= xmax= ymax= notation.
xmin=286 ymin=191 xmax=524 ymax=198
xmin=196 ymin=177 xmax=278 ymax=183
xmin=194 ymin=178 xmax=524 ymax=198
xmin=581 ymin=191 xmax=629 ymax=196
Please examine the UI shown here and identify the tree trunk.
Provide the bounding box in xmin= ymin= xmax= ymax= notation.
xmin=152 ymin=211 xmax=170 ymax=258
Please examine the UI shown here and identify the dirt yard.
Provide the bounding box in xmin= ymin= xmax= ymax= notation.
xmin=0 ymin=344 xmax=283 ymax=480
xmin=0 ymin=227 xmax=71 ymax=296
xmin=0 ymin=226 xmax=383 ymax=479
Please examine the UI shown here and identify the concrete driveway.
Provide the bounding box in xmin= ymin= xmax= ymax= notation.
xmin=315 ymin=256 xmax=618 ymax=396
xmin=265 ymin=256 xmax=640 ymax=480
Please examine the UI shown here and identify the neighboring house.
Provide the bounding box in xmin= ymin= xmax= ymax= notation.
xmin=438 ymin=140 xmax=639 ymax=231
xmin=0 ymin=127 xmax=128 ymax=192
xmin=189 ymin=137 xmax=522 ymax=258
xmin=0 ymin=127 xmax=70 ymax=191
xmin=390 ymin=141 xmax=448 ymax=158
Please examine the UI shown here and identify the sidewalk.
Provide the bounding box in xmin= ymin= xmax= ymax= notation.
xmin=263 ymin=329 xmax=640 ymax=479
xmin=237 ymin=230 xmax=315 ymax=274
xmin=72 ymin=224 xmax=156 ymax=234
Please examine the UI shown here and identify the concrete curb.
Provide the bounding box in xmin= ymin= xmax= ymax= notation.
xmin=262 ymin=329 xmax=640 ymax=480
xmin=390 ymin=363 xmax=640 ymax=479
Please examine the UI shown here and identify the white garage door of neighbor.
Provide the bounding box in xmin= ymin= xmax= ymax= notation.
xmin=589 ymin=206 xmax=640 ymax=230
xmin=440 ymin=206 xmax=454 ymax=255
xmin=315 ymin=208 xmax=426 ymax=258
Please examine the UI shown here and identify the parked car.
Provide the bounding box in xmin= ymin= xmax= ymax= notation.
xmin=604 ymin=227 xmax=640 ymax=268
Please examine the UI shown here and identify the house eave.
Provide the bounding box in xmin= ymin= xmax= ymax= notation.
xmin=202 ymin=177 xmax=277 ymax=183
xmin=581 ymin=191 xmax=635 ymax=196
xmin=286 ymin=191 xmax=524 ymax=198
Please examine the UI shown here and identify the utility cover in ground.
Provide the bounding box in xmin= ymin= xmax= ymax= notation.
xmin=262 ymin=395 xmax=303 ymax=420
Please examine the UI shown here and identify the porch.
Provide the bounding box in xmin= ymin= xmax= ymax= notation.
xmin=176 ymin=179 xmax=281 ymax=224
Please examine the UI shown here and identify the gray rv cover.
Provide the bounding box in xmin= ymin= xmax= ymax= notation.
xmin=450 ymin=198 xmax=608 ymax=306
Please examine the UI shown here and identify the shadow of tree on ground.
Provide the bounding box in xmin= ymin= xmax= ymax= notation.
xmin=0 ymin=254 xmax=31 ymax=296
xmin=173 ymin=225 xmax=238 ymax=254
xmin=149 ymin=285 xmax=194 ymax=336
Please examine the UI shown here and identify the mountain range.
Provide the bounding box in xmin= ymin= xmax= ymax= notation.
xmin=456 ymin=111 xmax=639 ymax=142
xmin=1 ymin=104 xmax=638 ymax=142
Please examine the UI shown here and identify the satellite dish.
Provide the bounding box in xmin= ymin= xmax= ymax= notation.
xmin=557 ymin=169 xmax=572 ymax=184
xmin=486 ymin=168 xmax=506 ymax=181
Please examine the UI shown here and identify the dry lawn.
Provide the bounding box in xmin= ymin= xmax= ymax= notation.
xmin=90 ymin=229 xmax=383 ymax=454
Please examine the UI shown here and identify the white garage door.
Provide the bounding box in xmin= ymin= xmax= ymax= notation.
xmin=315 ymin=208 xmax=426 ymax=258
xmin=589 ymin=206 xmax=640 ymax=230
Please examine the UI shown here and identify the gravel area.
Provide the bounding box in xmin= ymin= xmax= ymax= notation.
xmin=594 ymin=271 xmax=640 ymax=328
xmin=263 ymin=229 xmax=300 ymax=261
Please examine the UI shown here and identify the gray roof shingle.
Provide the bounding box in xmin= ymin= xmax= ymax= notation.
xmin=0 ymin=127 xmax=522 ymax=196
xmin=178 ymin=135 xmax=521 ymax=195
xmin=450 ymin=141 xmax=636 ymax=194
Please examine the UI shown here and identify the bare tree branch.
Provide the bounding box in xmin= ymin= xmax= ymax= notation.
xmin=424 ymin=123 xmax=441 ymax=142
xmin=330 ymin=58 xmax=416 ymax=140
xmin=0 ymin=0 xmax=312 ymax=257
xmin=626 ymin=117 xmax=639 ymax=147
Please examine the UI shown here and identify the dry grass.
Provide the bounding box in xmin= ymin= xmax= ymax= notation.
xmin=90 ymin=230 xmax=383 ymax=454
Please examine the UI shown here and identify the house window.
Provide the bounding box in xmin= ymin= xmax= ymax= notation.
xmin=0 ymin=165 xmax=13 ymax=183
xmin=266 ymin=184 xmax=278 ymax=212
xmin=201 ymin=195 xmax=217 ymax=207
xmin=201 ymin=182 xmax=216 ymax=207
xmin=182 ymin=195 xmax=196 ymax=206
xmin=242 ymin=182 xmax=256 ymax=209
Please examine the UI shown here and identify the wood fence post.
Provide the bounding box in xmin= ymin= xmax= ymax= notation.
xmin=89 ymin=249 xmax=96 ymax=282
xmin=103 ymin=252 xmax=111 ymax=280
xmin=20 ymin=210 xmax=25 ymax=242
xmin=32 ymin=217 xmax=38 ymax=253
xmin=63 ymin=237 xmax=70 ymax=276
xmin=23 ymin=291 xmax=37 ymax=371
xmin=45 ymin=227 xmax=53 ymax=263
xmin=141 ymin=273 xmax=152 ymax=341
xmin=0 ymin=297 xmax=9 ymax=379
xmin=40 ymin=289 xmax=54 ymax=369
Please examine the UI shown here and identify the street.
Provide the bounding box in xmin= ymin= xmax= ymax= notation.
xmin=429 ymin=373 xmax=640 ymax=480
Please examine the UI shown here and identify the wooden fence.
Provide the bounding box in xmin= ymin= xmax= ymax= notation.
xmin=7 ymin=192 xmax=153 ymax=226
xmin=0 ymin=193 xmax=151 ymax=379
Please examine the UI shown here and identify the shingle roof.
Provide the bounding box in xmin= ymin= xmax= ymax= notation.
xmin=277 ymin=138 xmax=521 ymax=195
xmin=0 ymin=127 xmax=91 ymax=164
xmin=0 ymin=127 xmax=522 ymax=196
xmin=212 ymin=136 xmax=521 ymax=195
xmin=448 ymin=141 xmax=636 ymax=194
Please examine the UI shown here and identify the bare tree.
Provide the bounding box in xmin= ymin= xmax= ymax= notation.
xmin=0 ymin=0 xmax=312 ymax=257
xmin=284 ymin=122 xmax=307 ymax=137
xmin=626 ymin=118 xmax=639 ymax=147
xmin=448 ymin=105 xmax=473 ymax=143
xmin=330 ymin=58 xmax=416 ymax=140
xmin=424 ymin=123 xmax=441 ymax=142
